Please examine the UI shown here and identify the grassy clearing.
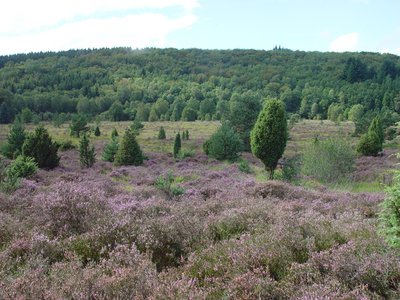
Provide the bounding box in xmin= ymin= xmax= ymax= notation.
xmin=0 ymin=119 xmax=398 ymax=189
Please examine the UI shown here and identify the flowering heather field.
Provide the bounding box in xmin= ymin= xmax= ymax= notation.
xmin=0 ymin=121 xmax=400 ymax=299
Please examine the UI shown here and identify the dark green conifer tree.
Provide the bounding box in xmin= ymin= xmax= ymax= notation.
xmin=158 ymin=126 xmax=166 ymax=140
xmin=114 ymin=129 xmax=143 ymax=166
xmin=22 ymin=126 xmax=60 ymax=169
xmin=79 ymin=134 xmax=96 ymax=168
xmin=173 ymin=132 xmax=181 ymax=158
xmin=250 ymin=99 xmax=287 ymax=179
xmin=94 ymin=126 xmax=101 ymax=137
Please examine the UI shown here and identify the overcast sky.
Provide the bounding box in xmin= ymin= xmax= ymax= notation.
xmin=1 ymin=0 xmax=399 ymax=55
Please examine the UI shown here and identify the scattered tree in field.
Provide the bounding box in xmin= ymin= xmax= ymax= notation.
xmin=79 ymin=134 xmax=96 ymax=168
xmin=251 ymin=99 xmax=287 ymax=179
xmin=357 ymin=116 xmax=384 ymax=156
xmin=205 ymin=123 xmax=242 ymax=161
xmin=158 ymin=126 xmax=166 ymax=140
xmin=1 ymin=120 xmax=26 ymax=159
xmin=114 ymin=129 xmax=143 ymax=166
xmin=379 ymin=167 xmax=400 ymax=248
xmin=173 ymin=132 xmax=181 ymax=158
xmin=102 ymin=137 xmax=119 ymax=162
xmin=111 ymin=128 xmax=119 ymax=138
xmin=94 ymin=126 xmax=101 ymax=136
xmin=22 ymin=126 xmax=60 ymax=169
xmin=70 ymin=114 xmax=89 ymax=137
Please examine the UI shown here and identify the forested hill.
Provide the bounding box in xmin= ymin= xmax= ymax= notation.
xmin=0 ymin=47 xmax=399 ymax=125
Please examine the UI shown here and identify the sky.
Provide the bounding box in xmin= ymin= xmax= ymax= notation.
xmin=1 ymin=0 xmax=400 ymax=55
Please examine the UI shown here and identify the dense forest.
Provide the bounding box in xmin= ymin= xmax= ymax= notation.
xmin=0 ymin=47 xmax=400 ymax=128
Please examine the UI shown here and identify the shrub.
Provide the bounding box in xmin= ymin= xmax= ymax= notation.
xmin=1 ymin=120 xmax=26 ymax=159
xmin=102 ymin=137 xmax=119 ymax=162
xmin=357 ymin=131 xmax=381 ymax=156
xmin=131 ymin=119 xmax=144 ymax=133
xmin=114 ymin=129 xmax=143 ymax=166
xmin=0 ymin=159 xmax=20 ymax=193
xmin=34 ymin=182 xmax=108 ymax=238
xmin=79 ymin=134 xmax=96 ymax=168
xmin=58 ymin=140 xmax=76 ymax=151
xmin=173 ymin=132 xmax=181 ymax=158
xmin=206 ymin=123 xmax=242 ymax=161
xmin=238 ymin=159 xmax=252 ymax=174
xmin=22 ymin=126 xmax=60 ymax=169
xmin=281 ymin=156 xmax=301 ymax=182
xmin=6 ymin=155 xmax=38 ymax=179
xmin=251 ymin=99 xmax=287 ymax=179
xmin=302 ymin=138 xmax=355 ymax=183
xmin=154 ymin=171 xmax=185 ymax=199
xmin=176 ymin=147 xmax=195 ymax=160
xmin=379 ymin=170 xmax=400 ymax=248
xmin=158 ymin=126 xmax=166 ymax=139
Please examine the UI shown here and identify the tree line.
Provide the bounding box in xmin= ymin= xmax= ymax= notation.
xmin=0 ymin=48 xmax=399 ymax=129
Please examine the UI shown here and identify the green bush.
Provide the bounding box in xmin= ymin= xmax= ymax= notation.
xmin=154 ymin=171 xmax=185 ymax=199
xmin=176 ymin=147 xmax=195 ymax=160
xmin=158 ymin=126 xmax=166 ymax=140
xmin=206 ymin=123 xmax=242 ymax=161
xmin=114 ymin=129 xmax=143 ymax=166
xmin=102 ymin=137 xmax=119 ymax=162
xmin=58 ymin=140 xmax=76 ymax=151
xmin=1 ymin=120 xmax=26 ymax=159
xmin=22 ymin=126 xmax=60 ymax=169
xmin=238 ymin=159 xmax=252 ymax=174
xmin=379 ymin=169 xmax=400 ymax=248
xmin=281 ymin=156 xmax=301 ymax=182
xmin=357 ymin=131 xmax=381 ymax=156
xmin=6 ymin=155 xmax=38 ymax=179
xmin=302 ymin=138 xmax=355 ymax=183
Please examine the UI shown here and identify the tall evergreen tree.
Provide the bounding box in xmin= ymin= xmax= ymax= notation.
xmin=22 ymin=126 xmax=60 ymax=169
xmin=173 ymin=132 xmax=181 ymax=158
xmin=114 ymin=129 xmax=143 ymax=166
xmin=250 ymin=99 xmax=288 ymax=179
xmin=79 ymin=134 xmax=96 ymax=168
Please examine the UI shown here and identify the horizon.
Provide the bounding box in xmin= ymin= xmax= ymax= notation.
xmin=1 ymin=0 xmax=400 ymax=56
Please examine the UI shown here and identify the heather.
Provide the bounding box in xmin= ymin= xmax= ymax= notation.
xmin=0 ymin=145 xmax=399 ymax=299
xmin=0 ymin=120 xmax=399 ymax=299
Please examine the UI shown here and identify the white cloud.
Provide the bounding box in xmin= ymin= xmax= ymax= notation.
xmin=329 ymin=32 xmax=360 ymax=52
xmin=0 ymin=0 xmax=199 ymax=54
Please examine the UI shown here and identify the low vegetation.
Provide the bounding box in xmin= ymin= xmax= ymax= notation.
xmin=0 ymin=119 xmax=399 ymax=299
